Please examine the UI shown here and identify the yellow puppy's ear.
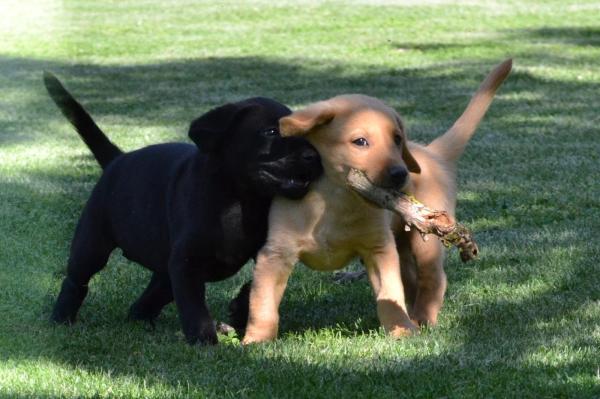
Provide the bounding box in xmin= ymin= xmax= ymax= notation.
xmin=403 ymin=145 xmax=421 ymax=174
xmin=394 ymin=115 xmax=420 ymax=173
xmin=279 ymin=101 xmax=335 ymax=136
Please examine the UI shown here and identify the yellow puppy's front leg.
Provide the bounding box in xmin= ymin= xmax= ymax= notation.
xmin=363 ymin=240 xmax=418 ymax=338
xmin=242 ymin=247 xmax=296 ymax=344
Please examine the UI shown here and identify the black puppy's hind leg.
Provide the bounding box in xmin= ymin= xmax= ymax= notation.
xmin=128 ymin=272 xmax=173 ymax=323
xmin=228 ymin=280 xmax=252 ymax=334
xmin=169 ymin=251 xmax=217 ymax=345
xmin=51 ymin=211 xmax=114 ymax=324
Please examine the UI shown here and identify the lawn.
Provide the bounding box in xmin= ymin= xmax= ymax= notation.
xmin=1 ymin=0 xmax=599 ymax=397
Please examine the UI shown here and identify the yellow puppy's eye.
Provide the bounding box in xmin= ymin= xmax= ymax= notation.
xmin=352 ymin=137 xmax=369 ymax=147
xmin=394 ymin=135 xmax=402 ymax=146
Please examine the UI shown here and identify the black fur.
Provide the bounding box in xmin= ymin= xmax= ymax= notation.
xmin=228 ymin=281 xmax=252 ymax=333
xmin=43 ymin=72 xmax=122 ymax=169
xmin=44 ymin=72 xmax=322 ymax=345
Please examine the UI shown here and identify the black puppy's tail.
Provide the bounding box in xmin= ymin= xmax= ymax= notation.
xmin=228 ymin=280 xmax=252 ymax=334
xmin=43 ymin=71 xmax=123 ymax=169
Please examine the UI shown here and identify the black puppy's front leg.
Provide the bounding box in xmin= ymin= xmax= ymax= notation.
xmin=129 ymin=272 xmax=173 ymax=323
xmin=169 ymin=252 xmax=217 ymax=345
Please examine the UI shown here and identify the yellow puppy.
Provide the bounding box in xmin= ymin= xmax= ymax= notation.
xmin=243 ymin=94 xmax=422 ymax=343
xmin=243 ymin=59 xmax=512 ymax=344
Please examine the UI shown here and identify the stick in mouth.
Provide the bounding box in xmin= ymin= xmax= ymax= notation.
xmin=345 ymin=168 xmax=478 ymax=262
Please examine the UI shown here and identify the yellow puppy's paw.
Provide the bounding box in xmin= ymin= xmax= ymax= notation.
xmin=241 ymin=332 xmax=276 ymax=345
xmin=410 ymin=307 xmax=439 ymax=328
xmin=377 ymin=299 xmax=418 ymax=338
xmin=241 ymin=323 xmax=278 ymax=345
xmin=388 ymin=322 xmax=419 ymax=338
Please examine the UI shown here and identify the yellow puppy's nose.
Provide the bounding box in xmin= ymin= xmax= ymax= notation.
xmin=388 ymin=165 xmax=408 ymax=187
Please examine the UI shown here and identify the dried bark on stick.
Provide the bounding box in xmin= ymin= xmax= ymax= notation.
xmin=346 ymin=168 xmax=478 ymax=262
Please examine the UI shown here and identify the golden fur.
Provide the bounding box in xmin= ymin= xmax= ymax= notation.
xmin=242 ymin=59 xmax=512 ymax=343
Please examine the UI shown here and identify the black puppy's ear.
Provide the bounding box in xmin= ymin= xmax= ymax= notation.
xmin=189 ymin=103 xmax=256 ymax=153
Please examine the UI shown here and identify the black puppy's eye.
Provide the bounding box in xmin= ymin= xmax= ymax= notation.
xmin=352 ymin=137 xmax=369 ymax=147
xmin=394 ymin=135 xmax=402 ymax=146
xmin=261 ymin=128 xmax=279 ymax=137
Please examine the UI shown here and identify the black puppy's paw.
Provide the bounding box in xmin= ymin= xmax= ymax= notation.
xmin=127 ymin=302 xmax=161 ymax=323
xmin=51 ymin=277 xmax=88 ymax=324
xmin=50 ymin=307 xmax=77 ymax=325
xmin=127 ymin=309 xmax=157 ymax=332
xmin=181 ymin=318 xmax=219 ymax=345
xmin=228 ymin=281 xmax=251 ymax=334
xmin=193 ymin=322 xmax=219 ymax=346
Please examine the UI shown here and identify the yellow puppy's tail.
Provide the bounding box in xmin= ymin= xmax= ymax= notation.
xmin=428 ymin=59 xmax=512 ymax=163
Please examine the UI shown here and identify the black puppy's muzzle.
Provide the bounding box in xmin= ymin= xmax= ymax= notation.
xmin=259 ymin=151 xmax=321 ymax=184
xmin=256 ymin=140 xmax=322 ymax=199
xmin=260 ymin=138 xmax=321 ymax=179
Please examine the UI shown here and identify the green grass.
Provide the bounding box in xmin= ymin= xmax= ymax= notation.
xmin=1 ymin=0 xmax=599 ymax=397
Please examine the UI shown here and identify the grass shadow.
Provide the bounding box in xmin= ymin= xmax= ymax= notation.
xmin=515 ymin=27 xmax=600 ymax=47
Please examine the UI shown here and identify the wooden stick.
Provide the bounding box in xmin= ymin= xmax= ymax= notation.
xmin=346 ymin=169 xmax=478 ymax=262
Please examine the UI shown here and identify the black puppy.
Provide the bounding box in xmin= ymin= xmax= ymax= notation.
xmin=44 ymin=72 xmax=322 ymax=345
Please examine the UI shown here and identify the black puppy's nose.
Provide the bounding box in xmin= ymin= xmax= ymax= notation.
xmin=388 ymin=166 xmax=408 ymax=186
xmin=301 ymin=148 xmax=319 ymax=163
